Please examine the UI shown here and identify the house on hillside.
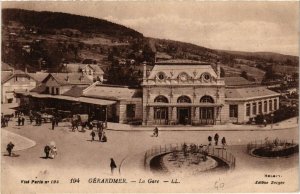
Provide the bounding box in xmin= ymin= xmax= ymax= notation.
xmin=62 ymin=63 xmax=104 ymax=82
xmin=1 ymin=68 xmax=37 ymax=104
xmin=39 ymin=73 xmax=92 ymax=95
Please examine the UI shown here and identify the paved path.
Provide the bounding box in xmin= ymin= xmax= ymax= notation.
xmin=107 ymin=117 xmax=299 ymax=131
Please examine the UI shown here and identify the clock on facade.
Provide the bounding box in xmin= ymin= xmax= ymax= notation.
xmin=157 ymin=72 xmax=165 ymax=80
xmin=179 ymin=73 xmax=188 ymax=81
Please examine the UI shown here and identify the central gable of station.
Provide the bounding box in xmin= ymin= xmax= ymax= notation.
xmin=148 ymin=64 xmax=218 ymax=80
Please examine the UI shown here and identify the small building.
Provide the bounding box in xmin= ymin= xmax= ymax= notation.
xmin=62 ymin=63 xmax=104 ymax=82
xmin=1 ymin=69 xmax=37 ymax=104
xmin=225 ymin=87 xmax=280 ymax=123
xmin=82 ymin=83 xmax=142 ymax=123
xmin=40 ymin=73 xmax=93 ymax=95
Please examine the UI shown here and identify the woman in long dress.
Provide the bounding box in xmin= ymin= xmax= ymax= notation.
xmin=50 ymin=146 xmax=57 ymax=159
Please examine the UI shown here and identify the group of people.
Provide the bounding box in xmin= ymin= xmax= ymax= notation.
xmin=17 ymin=115 xmax=26 ymax=126
xmin=90 ymin=124 xmax=107 ymax=142
xmin=44 ymin=144 xmax=58 ymax=159
xmin=208 ymin=133 xmax=227 ymax=148
xmin=1 ymin=113 xmax=10 ymax=128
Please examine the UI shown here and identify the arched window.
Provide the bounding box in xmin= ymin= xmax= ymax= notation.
xmin=177 ymin=95 xmax=191 ymax=103
xmin=154 ymin=95 xmax=168 ymax=103
xmin=200 ymin=95 xmax=214 ymax=103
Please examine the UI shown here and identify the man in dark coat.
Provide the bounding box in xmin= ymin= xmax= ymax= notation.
xmin=6 ymin=142 xmax=14 ymax=156
xmin=51 ymin=118 xmax=55 ymax=130
xmin=90 ymin=131 xmax=95 ymax=141
xmin=17 ymin=116 xmax=21 ymax=126
xmin=214 ymin=133 xmax=219 ymax=146
xmin=110 ymin=158 xmax=117 ymax=175
xmin=221 ymin=137 xmax=227 ymax=149
xmin=208 ymin=136 xmax=212 ymax=146
xmin=21 ymin=116 xmax=25 ymax=126
xmin=44 ymin=145 xmax=51 ymax=159
xmin=55 ymin=116 xmax=59 ymax=126
xmin=98 ymin=131 xmax=103 ymax=142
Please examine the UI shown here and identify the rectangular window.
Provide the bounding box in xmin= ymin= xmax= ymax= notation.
xmin=258 ymin=102 xmax=262 ymax=114
xmin=126 ymin=104 xmax=135 ymax=118
xmin=15 ymin=76 xmax=18 ymax=81
xmin=274 ymin=99 xmax=277 ymax=110
xmin=46 ymin=87 xmax=50 ymax=94
xmin=264 ymin=101 xmax=267 ymax=113
xmin=246 ymin=104 xmax=250 ymax=116
xmin=56 ymin=88 xmax=59 ymax=95
xmin=51 ymin=87 xmax=55 ymax=95
xmin=252 ymin=103 xmax=257 ymax=115
xmin=269 ymin=100 xmax=273 ymax=111
xmin=229 ymin=105 xmax=238 ymax=118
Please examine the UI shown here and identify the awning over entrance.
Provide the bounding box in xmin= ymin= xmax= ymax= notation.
xmin=13 ymin=89 xmax=27 ymax=94
xmin=146 ymin=103 xmax=223 ymax=107
xmin=24 ymin=92 xmax=116 ymax=106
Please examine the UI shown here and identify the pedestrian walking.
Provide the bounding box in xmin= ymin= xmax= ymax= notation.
xmin=50 ymin=146 xmax=58 ymax=159
xmin=21 ymin=116 xmax=25 ymax=126
xmin=263 ymin=119 xmax=267 ymax=127
xmin=208 ymin=136 xmax=212 ymax=146
xmin=51 ymin=118 xmax=55 ymax=130
xmin=214 ymin=133 xmax=219 ymax=146
xmin=153 ymin=127 xmax=159 ymax=137
xmin=55 ymin=116 xmax=59 ymax=126
xmin=29 ymin=115 xmax=33 ymax=124
xmin=17 ymin=116 xmax=21 ymax=126
xmin=6 ymin=142 xmax=14 ymax=156
xmin=90 ymin=131 xmax=95 ymax=141
xmin=101 ymin=131 xmax=107 ymax=142
xmin=98 ymin=131 xmax=103 ymax=142
xmin=5 ymin=117 xmax=9 ymax=127
xmin=110 ymin=158 xmax=117 ymax=175
xmin=44 ymin=145 xmax=51 ymax=159
xmin=221 ymin=137 xmax=227 ymax=149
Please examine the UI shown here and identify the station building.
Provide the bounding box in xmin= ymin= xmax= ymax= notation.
xmin=141 ymin=60 xmax=280 ymax=125
xmin=16 ymin=60 xmax=280 ymax=126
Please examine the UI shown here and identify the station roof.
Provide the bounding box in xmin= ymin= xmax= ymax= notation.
xmin=226 ymin=87 xmax=280 ymax=101
xmin=224 ymin=77 xmax=255 ymax=86
xmin=83 ymin=84 xmax=142 ymax=101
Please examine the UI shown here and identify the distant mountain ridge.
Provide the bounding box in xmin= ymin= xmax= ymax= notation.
xmin=2 ymin=8 xmax=143 ymax=38
xmin=1 ymin=8 xmax=298 ymax=79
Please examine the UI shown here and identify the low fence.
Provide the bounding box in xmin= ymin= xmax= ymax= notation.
xmin=247 ymin=139 xmax=297 ymax=153
xmin=144 ymin=143 xmax=236 ymax=171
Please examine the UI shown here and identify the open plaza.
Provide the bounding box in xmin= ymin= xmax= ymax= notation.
xmin=1 ymin=102 xmax=299 ymax=193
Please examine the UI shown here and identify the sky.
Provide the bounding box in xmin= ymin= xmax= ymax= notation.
xmin=2 ymin=1 xmax=299 ymax=56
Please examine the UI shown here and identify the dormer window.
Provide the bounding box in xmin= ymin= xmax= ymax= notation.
xmin=201 ymin=73 xmax=211 ymax=82
xmin=178 ymin=72 xmax=189 ymax=81
xmin=157 ymin=72 xmax=166 ymax=80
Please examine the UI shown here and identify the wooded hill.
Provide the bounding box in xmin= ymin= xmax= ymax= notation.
xmin=2 ymin=8 xmax=298 ymax=86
